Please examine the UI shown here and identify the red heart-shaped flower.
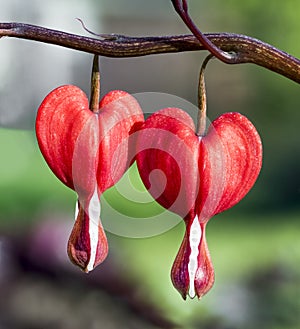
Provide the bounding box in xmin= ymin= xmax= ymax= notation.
xmin=135 ymin=108 xmax=262 ymax=298
xmin=36 ymin=85 xmax=144 ymax=272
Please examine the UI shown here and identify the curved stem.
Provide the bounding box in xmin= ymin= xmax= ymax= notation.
xmin=197 ymin=54 xmax=214 ymax=137
xmin=171 ymin=0 xmax=237 ymax=63
xmin=0 ymin=23 xmax=300 ymax=83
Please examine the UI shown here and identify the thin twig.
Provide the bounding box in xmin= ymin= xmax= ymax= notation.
xmin=0 ymin=23 xmax=300 ymax=83
xmin=171 ymin=0 xmax=237 ymax=63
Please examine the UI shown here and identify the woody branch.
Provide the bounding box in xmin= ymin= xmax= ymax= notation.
xmin=0 ymin=22 xmax=300 ymax=83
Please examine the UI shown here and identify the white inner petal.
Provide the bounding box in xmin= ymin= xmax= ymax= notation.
xmin=86 ymin=187 xmax=101 ymax=272
xmin=74 ymin=200 xmax=79 ymax=220
xmin=188 ymin=215 xmax=202 ymax=298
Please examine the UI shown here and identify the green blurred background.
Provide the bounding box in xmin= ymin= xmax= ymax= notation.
xmin=0 ymin=1 xmax=299 ymax=328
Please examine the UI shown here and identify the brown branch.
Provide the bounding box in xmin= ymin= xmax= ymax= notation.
xmin=1 ymin=22 xmax=300 ymax=83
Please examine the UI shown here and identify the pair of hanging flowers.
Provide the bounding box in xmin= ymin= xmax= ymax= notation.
xmin=35 ymin=54 xmax=262 ymax=299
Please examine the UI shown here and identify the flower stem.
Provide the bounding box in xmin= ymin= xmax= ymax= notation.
xmin=197 ymin=54 xmax=214 ymax=136
xmin=89 ymin=55 xmax=100 ymax=113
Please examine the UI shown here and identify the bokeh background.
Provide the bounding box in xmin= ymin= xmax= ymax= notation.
xmin=0 ymin=0 xmax=300 ymax=328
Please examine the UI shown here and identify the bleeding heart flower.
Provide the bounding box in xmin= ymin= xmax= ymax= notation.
xmin=135 ymin=108 xmax=262 ymax=299
xmin=36 ymin=85 xmax=144 ymax=272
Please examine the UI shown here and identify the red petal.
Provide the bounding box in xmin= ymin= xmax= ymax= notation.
xmin=36 ymin=85 xmax=97 ymax=195
xmin=97 ymin=91 xmax=144 ymax=192
xmin=135 ymin=108 xmax=199 ymax=218
xmin=198 ymin=112 xmax=262 ymax=219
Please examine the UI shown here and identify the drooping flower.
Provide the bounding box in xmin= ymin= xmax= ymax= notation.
xmin=135 ymin=108 xmax=262 ymax=299
xmin=36 ymin=85 xmax=144 ymax=272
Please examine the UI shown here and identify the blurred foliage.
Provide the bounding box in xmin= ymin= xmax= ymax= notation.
xmin=111 ymin=212 xmax=300 ymax=328
xmin=0 ymin=127 xmax=300 ymax=328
